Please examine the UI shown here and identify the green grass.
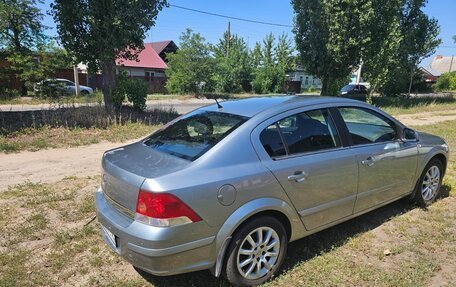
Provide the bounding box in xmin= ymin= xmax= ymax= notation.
xmin=371 ymin=94 xmax=456 ymax=115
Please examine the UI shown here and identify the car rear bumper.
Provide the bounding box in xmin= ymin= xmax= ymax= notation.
xmin=95 ymin=188 xmax=217 ymax=276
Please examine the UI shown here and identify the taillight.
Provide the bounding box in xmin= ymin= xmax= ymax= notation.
xmin=135 ymin=189 xmax=201 ymax=227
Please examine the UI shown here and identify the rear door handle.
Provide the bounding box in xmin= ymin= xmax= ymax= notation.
xmin=361 ymin=156 xmax=375 ymax=167
xmin=288 ymin=171 xmax=307 ymax=183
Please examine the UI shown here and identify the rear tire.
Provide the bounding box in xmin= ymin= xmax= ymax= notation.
xmin=223 ymin=216 xmax=287 ymax=287
xmin=414 ymin=158 xmax=443 ymax=207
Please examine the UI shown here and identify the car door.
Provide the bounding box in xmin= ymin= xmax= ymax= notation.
xmin=336 ymin=107 xmax=418 ymax=213
xmin=253 ymin=108 xmax=359 ymax=230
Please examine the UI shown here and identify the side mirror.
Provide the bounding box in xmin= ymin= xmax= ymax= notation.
xmin=402 ymin=128 xmax=419 ymax=142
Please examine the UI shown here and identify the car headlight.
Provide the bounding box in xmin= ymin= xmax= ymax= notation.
xmin=442 ymin=143 xmax=449 ymax=153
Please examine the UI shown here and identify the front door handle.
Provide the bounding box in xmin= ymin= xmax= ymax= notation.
xmin=361 ymin=156 xmax=375 ymax=167
xmin=288 ymin=171 xmax=307 ymax=183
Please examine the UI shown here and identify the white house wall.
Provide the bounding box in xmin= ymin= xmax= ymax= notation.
xmin=117 ymin=67 xmax=166 ymax=77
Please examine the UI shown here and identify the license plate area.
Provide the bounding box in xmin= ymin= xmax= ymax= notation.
xmin=101 ymin=224 xmax=118 ymax=249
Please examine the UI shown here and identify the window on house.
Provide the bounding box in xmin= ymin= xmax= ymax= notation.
xmin=305 ymin=76 xmax=309 ymax=85
xmin=145 ymin=71 xmax=155 ymax=80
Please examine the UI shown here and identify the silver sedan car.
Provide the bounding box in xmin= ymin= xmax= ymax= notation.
xmin=96 ymin=96 xmax=449 ymax=286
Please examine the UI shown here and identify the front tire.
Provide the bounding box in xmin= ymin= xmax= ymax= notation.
xmin=223 ymin=216 xmax=287 ymax=287
xmin=414 ymin=158 xmax=443 ymax=207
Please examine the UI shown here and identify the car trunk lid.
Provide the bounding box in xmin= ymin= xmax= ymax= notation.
xmin=101 ymin=141 xmax=191 ymax=213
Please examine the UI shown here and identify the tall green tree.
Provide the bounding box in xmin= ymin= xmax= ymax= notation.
xmin=0 ymin=0 xmax=48 ymax=94
xmin=360 ymin=0 xmax=403 ymax=92
xmin=292 ymin=0 xmax=364 ymax=96
xmin=166 ymin=29 xmax=215 ymax=95
xmin=212 ymin=32 xmax=252 ymax=93
xmin=51 ymin=0 xmax=167 ymax=111
xmin=250 ymin=42 xmax=263 ymax=69
xmin=381 ymin=0 xmax=440 ymax=96
xmin=251 ymin=33 xmax=294 ymax=94
xmin=0 ymin=0 xmax=46 ymax=52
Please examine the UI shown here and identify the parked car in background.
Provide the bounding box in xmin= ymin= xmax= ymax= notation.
xmin=339 ymin=84 xmax=369 ymax=98
xmin=96 ymin=96 xmax=448 ymax=286
xmin=34 ymin=78 xmax=93 ymax=95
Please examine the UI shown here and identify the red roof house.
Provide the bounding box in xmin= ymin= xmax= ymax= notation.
xmin=113 ymin=41 xmax=178 ymax=93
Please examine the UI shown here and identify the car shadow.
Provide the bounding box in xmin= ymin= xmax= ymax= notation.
xmin=136 ymin=186 xmax=452 ymax=287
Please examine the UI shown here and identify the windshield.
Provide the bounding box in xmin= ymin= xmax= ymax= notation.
xmin=144 ymin=110 xmax=249 ymax=161
xmin=341 ymin=85 xmax=354 ymax=92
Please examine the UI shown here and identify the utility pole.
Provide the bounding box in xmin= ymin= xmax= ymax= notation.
xmin=73 ymin=65 xmax=80 ymax=96
xmin=226 ymin=21 xmax=231 ymax=57
xmin=356 ymin=59 xmax=363 ymax=85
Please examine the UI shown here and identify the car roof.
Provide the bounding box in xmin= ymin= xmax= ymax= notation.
xmin=199 ymin=95 xmax=362 ymax=117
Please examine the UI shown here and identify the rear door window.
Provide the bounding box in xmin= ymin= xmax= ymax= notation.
xmin=260 ymin=109 xmax=341 ymax=157
xmin=144 ymin=110 xmax=249 ymax=161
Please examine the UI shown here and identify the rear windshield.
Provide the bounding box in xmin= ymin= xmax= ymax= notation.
xmin=144 ymin=110 xmax=249 ymax=161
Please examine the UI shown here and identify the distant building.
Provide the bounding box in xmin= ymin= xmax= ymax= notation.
xmin=115 ymin=40 xmax=178 ymax=79
xmin=429 ymin=55 xmax=456 ymax=75
xmin=418 ymin=66 xmax=439 ymax=84
xmin=78 ymin=41 xmax=178 ymax=93
xmin=286 ymin=64 xmax=322 ymax=90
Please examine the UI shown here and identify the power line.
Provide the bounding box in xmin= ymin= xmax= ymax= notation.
xmin=168 ymin=4 xmax=293 ymax=28
xmin=439 ymin=45 xmax=456 ymax=48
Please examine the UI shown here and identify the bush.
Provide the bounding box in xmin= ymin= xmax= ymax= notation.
xmin=113 ymin=73 xmax=148 ymax=111
xmin=433 ymin=72 xmax=456 ymax=92
xmin=0 ymin=88 xmax=20 ymax=100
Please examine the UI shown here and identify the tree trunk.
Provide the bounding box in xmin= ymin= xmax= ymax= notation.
xmin=320 ymin=76 xmax=329 ymax=96
xmin=407 ymin=68 xmax=414 ymax=98
xmin=12 ymin=28 xmax=27 ymax=96
xmin=101 ymin=60 xmax=116 ymax=113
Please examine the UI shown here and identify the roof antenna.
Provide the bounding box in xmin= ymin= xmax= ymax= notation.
xmin=214 ymin=98 xmax=223 ymax=109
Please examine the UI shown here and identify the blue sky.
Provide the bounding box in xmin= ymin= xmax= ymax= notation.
xmin=38 ymin=0 xmax=455 ymax=66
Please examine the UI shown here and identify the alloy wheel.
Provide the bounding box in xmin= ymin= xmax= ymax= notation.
xmin=236 ymin=226 xmax=281 ymax=280
xmin=421 ymin=165 xmax=440 ymax=201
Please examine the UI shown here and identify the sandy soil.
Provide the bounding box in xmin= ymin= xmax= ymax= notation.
xmin=395 ymin=110 xmax=456 ymax=126
xmin=0 ymin=110 xmax=453 ymax=191
xmin=0 ymin=141 xmax=133 ymax=191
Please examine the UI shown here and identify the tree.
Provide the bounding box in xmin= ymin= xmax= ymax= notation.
xmin=275 ymin=34 xmax=295 ymax=90
xmin=165 ymin=29 xmax=215 ymax=95
xmin=292 ymin=0 xmax=440 ymax=97
xmin=360 ymin=0 xmax=403 ymax=93
xmin=0 ymin=0 xmax=48 ymax=94
xmin=381 ymin=0 xmax=440 ymax=96
xmin=251 ymin=33 xmax=294 ymax=94
xmin=292 ymin=0 xmax=364 ymax=96
xmin=212 ymin=32 xmax=252 ymax=93
xmin=7 ymin=42 xmax=71 ymax=93
xmin=453 ymin=35 xmax=456 ymax=43
xmin=433 ymin=72 xmax=456 ymax=92
xmin=51 ymin=0 xmax=167 ymax=111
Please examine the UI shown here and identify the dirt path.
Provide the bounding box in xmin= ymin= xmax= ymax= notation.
xmin=395 ymin=110 xmax=456 ymax=126
xmin=0 ymin=141 xmax=133 ymax=191
xmin=0 ymin=110 xmax=454 ymax=191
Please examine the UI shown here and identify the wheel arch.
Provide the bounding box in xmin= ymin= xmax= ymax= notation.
xmin=411 ymin=151 xmax=448 ymax=199
xmin=211 ymin=197 xmax=305 ymax=277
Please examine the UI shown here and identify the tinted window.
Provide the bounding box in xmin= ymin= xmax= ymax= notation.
xmin=260 ymin=109 xmax=341 ymax=157
xmin=339 ymin=107 xmax=396 ymax=145
xmin=144 ymin=111 xmax=248 ymax=161
xmin=280 ymin=109 xmax=341 ymax=154
xmin=260 ymin=124 xmax=286 ymax=157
